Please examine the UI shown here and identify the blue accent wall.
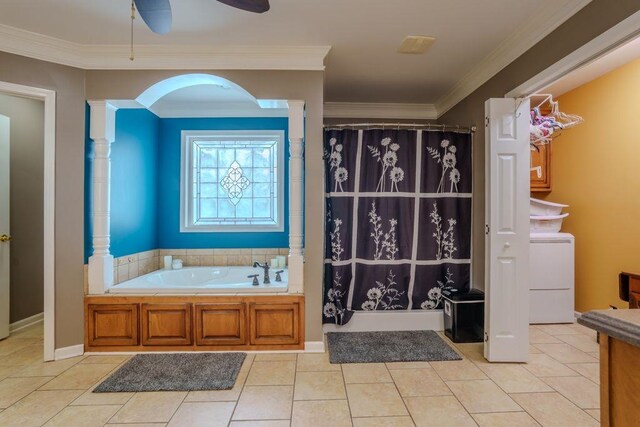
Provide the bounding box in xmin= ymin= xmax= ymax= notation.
xmin=84 ymin=108 xmax=160 ymax=262
xmin=85 ymin=114 xmax=289 ymax=260
xmin=157 ymin=117 xmax=289 ymax=249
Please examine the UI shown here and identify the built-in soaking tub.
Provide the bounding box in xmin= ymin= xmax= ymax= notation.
xmin=108 ymin=266 xmax=289 ymax=294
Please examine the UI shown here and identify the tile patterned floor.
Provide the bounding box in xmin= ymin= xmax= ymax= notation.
xmin=0 ymin=322 xmax=601 ymax=426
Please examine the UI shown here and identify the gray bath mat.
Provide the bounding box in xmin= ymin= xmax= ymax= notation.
xmin=327 ymin=330 xmax=462 ymax=364
xmin=93 ymin=353 xmax=246 ymax=392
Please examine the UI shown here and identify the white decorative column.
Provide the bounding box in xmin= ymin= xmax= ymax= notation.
xmin=88 ymin=101 xmax=118 ymax=294
xmin=287 ymin=100 xmax=305 ymax=294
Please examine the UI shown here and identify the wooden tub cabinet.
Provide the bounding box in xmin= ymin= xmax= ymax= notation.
xmin=85 ymin=295 xmax=304 ymax=352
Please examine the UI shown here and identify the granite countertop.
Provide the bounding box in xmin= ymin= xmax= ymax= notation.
xmin=578 ymin=309 xmax=640 ymax=347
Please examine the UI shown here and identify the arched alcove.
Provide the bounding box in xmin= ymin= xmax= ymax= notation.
xmin=87 ymin=74 xmax=305 ymax=296
xmin=136 ymin=73 xmax=258 ymax=109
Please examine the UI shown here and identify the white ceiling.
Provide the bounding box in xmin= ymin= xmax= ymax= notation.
xmin=0 ymin=0 xmax=589 ymax=105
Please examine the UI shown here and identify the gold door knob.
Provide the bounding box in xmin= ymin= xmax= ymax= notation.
xmin=0 ymin=234 xmax=11 ymax=242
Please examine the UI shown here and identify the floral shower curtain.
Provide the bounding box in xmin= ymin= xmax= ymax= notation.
xmin=322 ymin=128 xmax=473 ymax=325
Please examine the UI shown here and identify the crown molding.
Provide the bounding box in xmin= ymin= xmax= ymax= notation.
xmin=435 ymin=0 xmax=591 ymax=117
xmin=0 ymin=24 xmax=330 ymax=70
xmin=324 ymin=102 xmax=437 ymax=120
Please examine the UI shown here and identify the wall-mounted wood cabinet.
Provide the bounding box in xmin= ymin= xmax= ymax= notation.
xmin=85 ymin=295 xmax=304 ymax=352
xmin=530 ymin=142 xmax=552 ymax=192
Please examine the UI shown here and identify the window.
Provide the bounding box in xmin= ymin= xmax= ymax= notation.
xmin=181 ymin=130 xmax=284 ymax=232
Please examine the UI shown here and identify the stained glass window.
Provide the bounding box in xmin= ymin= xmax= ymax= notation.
xmin=181 ymin=130 xmax=284 ymax=232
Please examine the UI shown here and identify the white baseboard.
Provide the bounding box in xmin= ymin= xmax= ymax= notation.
xmin=304 ymin=341 xmax=325 ymax=353
xmin=323 ymin=310 xmax=444 ymax=333
xmin=9 ymin=312 xmax=44 ymax=333
xmin=54 ymin=344 xmax=84 ymax=360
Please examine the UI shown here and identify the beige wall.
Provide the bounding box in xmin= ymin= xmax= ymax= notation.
xmin=0 ymin=51 xmax=86 ymax=347
xmin=1 ymin=0 xmax=638 ymax=349
xmin=0 ymin=93 xmax=45 ymax=323
xmin=438 ymin=0 xmax=640 ymax=290
xmin=86 ymin=70 xmax=326 ymax=341
xmin=541 ymin=59 xmax=640 ymax=311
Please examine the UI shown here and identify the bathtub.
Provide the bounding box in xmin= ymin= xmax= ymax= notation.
xmin=108 ymin=266 xmax=289 ymax=294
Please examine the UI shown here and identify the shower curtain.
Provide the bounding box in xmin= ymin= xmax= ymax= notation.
xmin=322 ymin=128 xmax=472 ymax=325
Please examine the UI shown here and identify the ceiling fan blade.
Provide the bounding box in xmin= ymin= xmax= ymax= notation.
xmin=216 ymin=0 xmax=270 ymax=13
xmin=134 ymin=0 xmax=172 ymax=34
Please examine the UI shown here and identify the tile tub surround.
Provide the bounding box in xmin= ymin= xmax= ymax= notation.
xmin=159 ymin=248 xmax=289 ymax=268
xmin=84 ymin=248 xmax=289 ymax=292
xmin=0 ymin=322 xmax=602 ymax=425
xmin=83 ymin=249 xmax=161 ymax=293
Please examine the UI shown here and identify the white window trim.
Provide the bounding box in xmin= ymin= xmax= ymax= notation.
xmin=180 ymin=129 xmax=285 ymax=233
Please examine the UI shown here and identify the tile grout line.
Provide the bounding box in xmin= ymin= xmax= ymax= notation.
xmin=289 ymin=353 xmax=298 ymax=424
xmin=229 ymin=353 xmax=254 ymax=424
xmin=338 ymin=361 xmax=355 ymax=426
xmin=384 ymin=361 xmax=415 ymax=423
xmin=99 ymin=403 xmax=126 ymax=426
xmin=537 ymin=376 xmax=601 ymax=412
xmin=82 ymin=359 xmax=138 ymax=422
xmin=165 ymin=390 xmax=190 ymax=426
xmin=440 ymin=375 xmax=478 ymax=421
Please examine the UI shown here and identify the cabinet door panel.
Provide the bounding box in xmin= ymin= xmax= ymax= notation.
xmin=249 ymin=303 xmax=299 ymax=345
xmin=88 ymin=304 xmax=138 ymax=346
xmin=141 ymin=303 xmax=192 ymax=346
xmin=195 ymin=303 xmax=246 ymax=346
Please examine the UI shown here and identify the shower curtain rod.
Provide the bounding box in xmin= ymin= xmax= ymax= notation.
xmin=323 ymin=122 xmax=476 ymax=133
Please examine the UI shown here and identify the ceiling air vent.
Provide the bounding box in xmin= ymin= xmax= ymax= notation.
xmin=397 ymin=36 xmax=436 ymax=54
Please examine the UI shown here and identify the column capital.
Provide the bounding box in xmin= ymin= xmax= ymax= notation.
xmin=88 ymin=100 xmax=119 ymax=143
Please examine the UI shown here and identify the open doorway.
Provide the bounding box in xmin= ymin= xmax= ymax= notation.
xmin=0 ymin=81 xmax=56 ymax=361
xmin=525 ymin=35 xmax=640 ymax=313
xmin=0 ymin=93 xmax=45 ymax=344
xmin=483 ymin=13 xmax=640 ymax=362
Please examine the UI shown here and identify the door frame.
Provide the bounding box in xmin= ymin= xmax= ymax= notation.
xmin=0 ymin=81 xmax=56 ymax=361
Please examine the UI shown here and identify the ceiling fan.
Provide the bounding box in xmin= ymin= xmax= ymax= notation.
xmin=132 ymin=0 xmax=271 ymax=35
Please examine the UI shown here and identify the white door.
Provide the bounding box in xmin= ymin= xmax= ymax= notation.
xmin=484 ymin=98 xmax=530 ymax=362
xmin=0 ymin=115 xmax=10 ymax=339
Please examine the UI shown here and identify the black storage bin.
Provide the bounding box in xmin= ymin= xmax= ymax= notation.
xmin=443 ymin=289 xmax=484 ymax=343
